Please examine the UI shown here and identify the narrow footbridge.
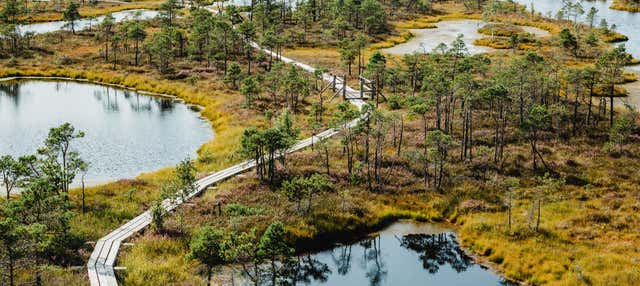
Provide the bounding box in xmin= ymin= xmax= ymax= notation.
xmin=87 ymin=45 xmax=366 ymax=286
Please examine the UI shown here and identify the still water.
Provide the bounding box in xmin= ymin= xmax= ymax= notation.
xmin=18 ymin=9 xmax=159 ymax=35
xmin=513 ymin=0 xmax=640 ymax=60
xmin=0 ymin=80 xmax=214 ymax=186
xmin=382 ymin=19 xmax=550 ymax=55
xmin=272 ymin=222 xmax=515 ymax=286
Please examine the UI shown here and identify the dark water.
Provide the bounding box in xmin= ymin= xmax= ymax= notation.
xmin=18 ymin=9 xmax=159 ymax=35
xmin=283 ymin=222 xmax=515 ymax=286
xmin=0 ymin=80 xmax=214 ymax=186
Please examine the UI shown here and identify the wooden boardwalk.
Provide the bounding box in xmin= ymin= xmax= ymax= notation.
xmin=87 ymin=45 xmax=366 ymax=286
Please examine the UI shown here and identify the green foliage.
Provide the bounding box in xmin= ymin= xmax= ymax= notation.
xmin=0 ymin=0 xmax=25 ymax=24
xmin=224 ymin=63 xmax=242 ymax=89
xmin=38 ymin=122 xmax=86 ymax=194
xmin=523 ymin=105 xmax=550 ymax=132
xmin=186 ymin=226 xmax=226 ymax=284
xmin=151 ymin=202 xmax=167 ymax=234
xmin=175 ymin=158 xmax=196 ymax=200
xmin=256 ymin=221 xmax=294 ymax=285
xmin=0 ymin=155 xmax=26 ymax=200
xmin=0 ymin=123 xmax=86 ymax=282
xmin=239 ymin=110 xmax=298 ymax=183
xmin=224 ymin=203 xmax=267 ymax=216
xmin=360 ymin=0 xmax=387 ymax=35
xmin=240 ymin=76 xmax=260 ymax=106
xmin=585 ymin=32 xmax=598 ymax=46
xmin=0 ymin=217 xmax=33 ymax=286
xmin=426 ymin=130 xmax=452 ymax=189
xmin=387 ymin=95 xmax=404 ymax=110
xmin=559 ymin=28 xmax=578 ymax=55
xmin=63 ymin=2 xmax=81 ymax=34
xmin=281 ymin=174 xmax=332 ymax=213
xmin=605 ymin=104 xmax=638 ymax=153
xmin=148 ymin=28 xmax=174 ymax=73
xmin=257 ymin=221 xmax=293 ymax=261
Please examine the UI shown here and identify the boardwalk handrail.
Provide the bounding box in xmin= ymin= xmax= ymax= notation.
xmin=87 ymin=44 xmax=366 ymax=286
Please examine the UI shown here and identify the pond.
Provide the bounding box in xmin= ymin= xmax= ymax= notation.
xmin=382 ymin=19 xmax=550 ymax=55
xmin=0 ymin=80 xmax=214 ymax=186
xmin=18 ymin=9 xmax=159 ymax=35
xmin=266 ymin=222 xmax=515 ymax=286
xmin=513 ymin=0 xmax=640 ymax=59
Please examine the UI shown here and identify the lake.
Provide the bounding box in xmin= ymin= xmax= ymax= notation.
xmin=382 ymin=19 xmax=550 ymax=55
xmin=18 ymin=9 xmax=159 ymax=35
xmin=249 ymin=222 xmax=516 ymax=286
xmin=0 ymin=80 xmax=214 ymax=186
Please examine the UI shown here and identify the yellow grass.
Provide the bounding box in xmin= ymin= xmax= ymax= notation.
xmin=610 ymin=0 xmax=640 ymax=12
xmin=21 ymin=3 xmax=160 ymax=23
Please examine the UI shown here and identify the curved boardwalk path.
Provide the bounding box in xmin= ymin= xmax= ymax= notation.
xmin=87 ymin=45 xmax=366 ymax=286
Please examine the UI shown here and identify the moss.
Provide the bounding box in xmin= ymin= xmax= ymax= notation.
xmin=474 ymin=37 xmax=511 ymax=49
xmin=593 ymin=85 xmax=630 ymax=97
xmin=477 ymin=23 xmax=527 ymax=37
xmin=602 ymin=32 xmax=629 ymax=43
xmin=370 ymin=31 xmax=415 ymax=50
xmin=610 ymin=0 xmax=640 ymax=12
xmin=20 ymin=3 xmax=160 ymax=23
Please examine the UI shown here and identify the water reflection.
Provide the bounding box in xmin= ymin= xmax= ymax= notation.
xmin=0 ymin=83 xmax=20 ymax=106
xmin=0 ymin=80 xmax=214 ymax=186
xmin=400 ymin=233 xmax=472 ymax=273
xmin=248 ymin=223 xmax=514 ymax=286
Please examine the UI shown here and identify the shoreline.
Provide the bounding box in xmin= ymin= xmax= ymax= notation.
xmin=0 ymin=75 xmax=219 ymax=192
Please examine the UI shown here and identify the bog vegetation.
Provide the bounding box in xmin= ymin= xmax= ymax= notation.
xmin=1 ymin=0 xmax=640 ymax=285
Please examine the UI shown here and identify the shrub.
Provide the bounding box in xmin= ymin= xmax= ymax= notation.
xmin=225 ymin=203 xmax=267 ymax=216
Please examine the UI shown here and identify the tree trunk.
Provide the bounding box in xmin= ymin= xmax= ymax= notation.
xmin=324 ymin=145 xmax=330 ymax=176
xmin=82 ymin=176 xmax=86 ymax=213
xmin=397 ymin=116 xmax=403 ymax=157
xmin=134 ymin=40 xmax=140 ymax=66
xmin=587 ymin=82 xmax=594 ymax=126
xmin=609 ymin=83 xmax=615 ymax=127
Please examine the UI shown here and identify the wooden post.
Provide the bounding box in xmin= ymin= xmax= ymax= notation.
xmin=343 ymin=75 xmax=347 ymax=99
xmin=372 ymin=80 xmax=378 ymax=106
xmin=332 ymin=75 xmax=336 ymax=92
xmin=360 ymin=77 xmax=364 ymax=99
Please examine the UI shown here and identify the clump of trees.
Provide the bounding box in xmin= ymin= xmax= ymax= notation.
xmin=240 ymin=109 xmax=299 ymax=184
xmin=0 ymin=0 xmax=34 ymax=57
xmin=187 ymin=221 xmax=297 ymax=286
xmin=0 ymin=123 xmax=87 ymax=286
xmin=281 ymin=173 xmax=332 ymax=214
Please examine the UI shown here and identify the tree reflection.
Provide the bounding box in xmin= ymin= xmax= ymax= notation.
xmin=254 ymin=230 xmax=505 ymax=286
xmin=0 ymin=83 xmax=21 ymax=106
xmin=127 ymin=94 xmax=153 ymax=112
xmin=330 ymin=245 xmax=352 ymax=275
xmin=363 ymin=237 xmax=387 ymax=286
xmin=159 ymin=98 xmax=175 ymax=112
xmin=278 ymin=255 xmax=331 ymax=286
xmin=400 ymin=233 xmax=472 ymax=274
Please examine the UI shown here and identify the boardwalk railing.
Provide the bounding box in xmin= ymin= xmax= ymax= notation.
xmin=87 ymin=46 xmax=367 ymax=286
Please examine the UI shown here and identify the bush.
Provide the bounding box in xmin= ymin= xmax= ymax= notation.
xmin=225 ymin=203 xmax=267 ymax=216
xmin=387 ymin=95 xmax=403 ymax=110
